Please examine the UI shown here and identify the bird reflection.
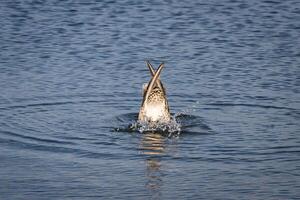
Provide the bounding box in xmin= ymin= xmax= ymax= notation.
xmin=139 ymin=133 xmax=165 ymax=199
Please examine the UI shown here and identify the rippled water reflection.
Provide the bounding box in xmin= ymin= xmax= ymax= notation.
xmin=1 ymin=0 xmax=300 ymax=199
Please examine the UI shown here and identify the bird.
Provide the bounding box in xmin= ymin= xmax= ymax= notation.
xmin=138 ymin=61 xmax=171 ymax=125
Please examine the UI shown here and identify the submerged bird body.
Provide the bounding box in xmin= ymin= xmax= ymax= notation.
xmin=138 ymin=61 xmax=171 ymax=124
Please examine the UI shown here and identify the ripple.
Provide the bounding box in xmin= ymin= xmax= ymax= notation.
xmin=206 ymin=102 xmax=297 ymax=111
xmin=0 ymin=99 xmax=103 ymax=111
xmin=1 ymin=130 xmax=74 ymax=145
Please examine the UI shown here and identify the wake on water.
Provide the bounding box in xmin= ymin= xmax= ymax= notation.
xmin=111 ymin=99 xmax=207 ymax=136
xmin=112 ymin=111 xmax=211 ymax=137
xmin=129 ymin=115 xmax=182 ymax=136
xmin=113 ymin=113 xmax=181 ymax=136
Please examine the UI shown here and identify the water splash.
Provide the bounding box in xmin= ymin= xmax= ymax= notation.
xmin=132 ymin=100 xmax=202 ymax=135
xmin=112 ymin=107 xmax=212 ymax=136
xmin=175 ymin=101 xmax=201 ymax=116
xmin=129 ymin=115 xmax=182 ymax=136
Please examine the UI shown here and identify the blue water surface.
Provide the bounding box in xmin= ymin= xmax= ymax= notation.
xmin=0 ymin=0 xmax=300 ymax=199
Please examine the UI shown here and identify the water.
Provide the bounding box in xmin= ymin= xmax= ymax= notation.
xmin=0 ymin=0 xmax=300 ymax=199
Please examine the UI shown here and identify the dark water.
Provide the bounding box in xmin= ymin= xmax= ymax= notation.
xmin=1 ymin=0 xmax=300 ymax=199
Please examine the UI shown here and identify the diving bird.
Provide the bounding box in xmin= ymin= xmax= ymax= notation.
xmin=138 ymin=61 xmax=171 ymax=123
